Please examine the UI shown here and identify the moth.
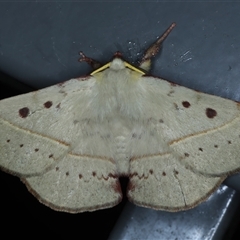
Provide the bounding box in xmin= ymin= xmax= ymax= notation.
xmin=1 ymin=23 xmax=240 ymax=213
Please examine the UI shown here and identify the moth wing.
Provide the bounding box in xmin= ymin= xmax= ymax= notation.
xmin=0 ymin=77 xmax=122 ymax=212
xmin=127 ymin=76 xmax=240 ymax=210
xmin=129 ymin=76 xmax=240 ymax=176
xmin=127 ymin=155 xmax=224 ymax=211
xmin=22 ymin=155 xmax=121 ymax=213
xmin=0 ymin=77 xmax=108 ymax=175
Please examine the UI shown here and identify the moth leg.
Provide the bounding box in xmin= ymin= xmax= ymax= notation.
xmin=78 ymin=51 xmax=102 ymax=70
xmin=139 ymin=22 xmax=176 ymax=72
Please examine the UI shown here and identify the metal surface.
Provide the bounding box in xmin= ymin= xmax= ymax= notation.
xmin=109 ymin=186 xmax=240 ymax=240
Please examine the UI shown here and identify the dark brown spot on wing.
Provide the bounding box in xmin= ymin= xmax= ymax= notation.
xmin=129 ymin=172 xmax=148 ymax=179
xmin=66 ymin=172 xmax=69 ymax=176
xmin=108 ymin=173 xmax=117 ymax=179
xmin=182 ymin=101 xmax=191 ymax=108
xmin=49 ymin=154 xmax=53 ymax=158
xmin=44 ymin=101 xmax=53 ymax=108
xmin=129 ymin=172 xmax=138 ymax=178
xmin=19 ymin=144 xmax=24 ymax=147
xmin=206 ymin=108 xmax=217 ymax=118
xmin=199 ymin=148 xmax=203 ymax=151
xmin=162 ymin=171 xmax=166 ymax=176
xmin=35 ymin=148 xmax=39 ymax=152
xmin=184 ymin=153 xmax=189 ymax=157
xmin=19 ymin=107 xmax=29 ymax=118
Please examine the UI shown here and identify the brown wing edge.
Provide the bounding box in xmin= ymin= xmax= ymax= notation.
xmin=127 ymin=176 xmax=227 ymax=212
xmin=21 ymin=178 xmax=123 ymax=213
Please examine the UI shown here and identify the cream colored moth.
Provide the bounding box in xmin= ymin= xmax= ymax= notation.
xmin=1 ymin=23 xmax=240 ymax=213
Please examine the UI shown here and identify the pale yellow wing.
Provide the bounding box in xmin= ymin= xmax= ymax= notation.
xmin=22 ymin=155 xmax=121 ymax=213
xmin=128 ymin=76 xmax=240 ymax=175
xmin=127 ymin=76 xmax=240 ymax=210
xmin=0 ymin=77 xmax=122 ymax=212
xmin=128 ymin=154 xmax=224 ymax=211
xmin=0 ymin=77 xmax=113 ymax=174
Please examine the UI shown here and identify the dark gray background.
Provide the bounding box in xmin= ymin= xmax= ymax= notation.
xmin=1 ymin=2 xmax=240 ymax=240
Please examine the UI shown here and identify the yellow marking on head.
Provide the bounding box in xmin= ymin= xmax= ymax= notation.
xmin=91 ymin=63 xmax=111 ymax=75
xmin=124 ymin=62 xmax=145 ymax=74
xmin=90 ymin=61 xmax=145 ymax=76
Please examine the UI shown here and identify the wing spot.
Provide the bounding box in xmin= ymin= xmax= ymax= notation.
xmin=162 ymin=171 xmax=166 ymax=176
xmin=92 ymin=171 xmax=96 ymax=177
xmin=174 ymin=170 xmax=179 ymax=175
xmin=214 ymin=144 xmax=218 ymax=148
xmin=149 ymin=169 xmax=153 ymax=174
xmin=206 ymin=108 xmax=217 ymax=118
xmin=130 ymin=172 xmax=137 ymax=178
xmin=167 ymin=89 xmax=175 ymax=96
xmin=79 ymin=174 xmax=83 ymax=179
xmin=129 ymin=172 xmax=147 ymax=179
xmin=184 ymin=153 xmax=189 ymax=157
xmin=7 ymin=139 xmax=10 ymax=143
xmin=56 ymin=167 xmax=59 ymax=171
xmin=49 ymin=154 xmax=54 ymax=158
xmin=66 ymin=172 xmax=69 ymax=176
xmin=132 ymin=133 xmax=137 ymax=138
xmin=132 ymin=133 xmax=141 ymax=139
xmin=198 ymin=147 xmax=203 ymax=151
xmin=35 ymin=148 xmax=39 ymax=152
xmin=108 ymin=173 xmax=117 ymax=179
xmin=182 ymin=101 xmax=191 ymax=108
xmin=19 ymin=107 xmax=29 ymax=118
xmin=44 ymin=101 xmax=53 ymax=108
xmin=228 ymin=140 xmax=232 ymax=144
xmin=19 ymin=144 xmax=24 ymax=148
xmin=159 ymin=119 xmax=164 ymax=123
